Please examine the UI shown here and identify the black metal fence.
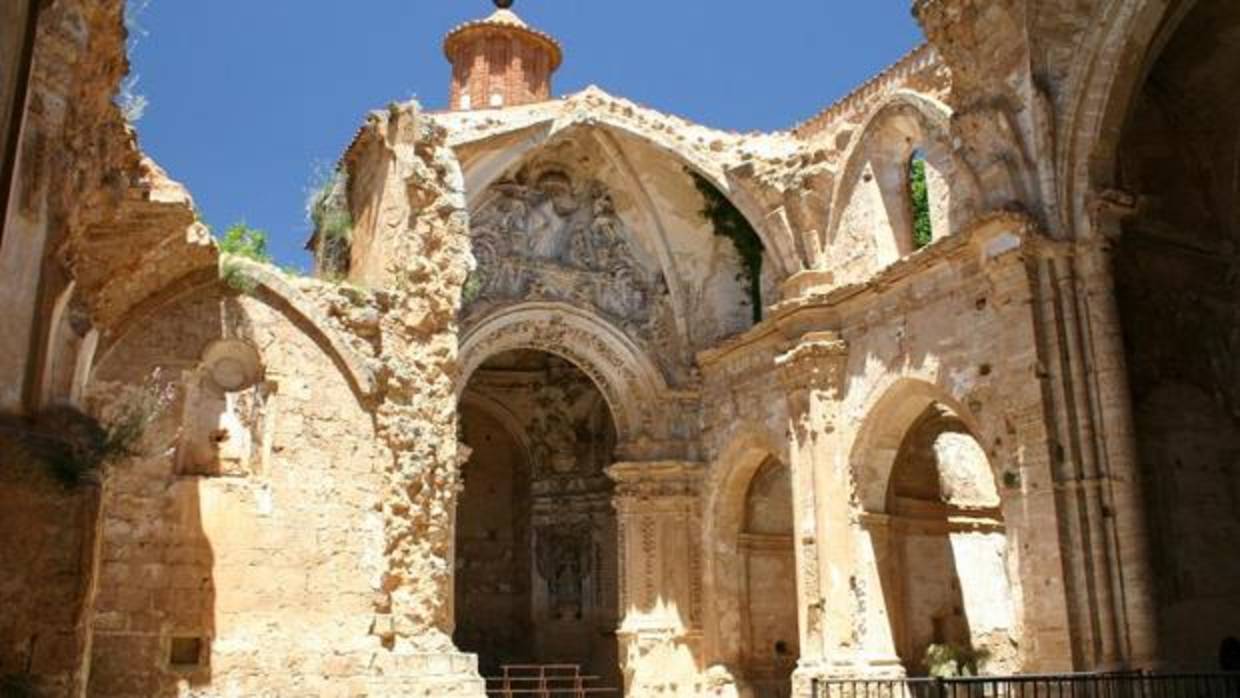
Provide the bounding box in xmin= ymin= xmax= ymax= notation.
xmin=813 ymin=673 xmax=1240 ymax=698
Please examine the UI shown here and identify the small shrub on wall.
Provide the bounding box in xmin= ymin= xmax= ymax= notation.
xmin=0 ymin=371 xmax=174 ymax=488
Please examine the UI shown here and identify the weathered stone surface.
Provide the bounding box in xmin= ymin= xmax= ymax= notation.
xmin=3 ymin=0 xmax=1238 ymax=695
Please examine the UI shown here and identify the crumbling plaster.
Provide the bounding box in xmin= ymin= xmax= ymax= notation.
xmin=3 ymin=0 xmax=1235 ymax=695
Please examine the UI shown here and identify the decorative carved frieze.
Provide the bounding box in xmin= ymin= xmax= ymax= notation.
xmin=607 ymin=461 xmax=706 ymax=512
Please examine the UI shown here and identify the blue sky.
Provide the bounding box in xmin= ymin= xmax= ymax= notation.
xmin=128 ymin=2 xmax=924 ymax=269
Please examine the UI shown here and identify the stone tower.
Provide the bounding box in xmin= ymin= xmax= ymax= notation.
xmin=444 ymin=0 xmax=563 ymax=111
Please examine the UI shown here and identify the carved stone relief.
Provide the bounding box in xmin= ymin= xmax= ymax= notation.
xmin=535 ymin=523 xmax=594 ymax=621
xmin=464 ymin=166 xmax=683 ymax=382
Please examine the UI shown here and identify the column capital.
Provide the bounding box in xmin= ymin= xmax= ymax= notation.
xmin=775 ymin=331 xmax=848 ymax=394
xmin=607 ymin=460 xmax=704 ymax=510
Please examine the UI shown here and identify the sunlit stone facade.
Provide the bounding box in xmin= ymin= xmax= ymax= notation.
xmin=2 ymin=1 xmax=1239 ymax=696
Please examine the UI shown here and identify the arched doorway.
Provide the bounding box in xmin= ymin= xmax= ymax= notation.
xmin=738 ymin=457 xmax=798 ymax=697
xmin=877 ymin=403 xmax=1014 ymax=676
xmin=454 ymin=349 xmax=621 ymax=688
xmin=1107 ymin=0 xmax=1240 ymax=667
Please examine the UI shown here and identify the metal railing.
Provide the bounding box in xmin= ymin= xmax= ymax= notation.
xmin=484 ymin=663 xmax=619 ymax=697
xmin=813 ymin=673 xmax=1240 ymax=698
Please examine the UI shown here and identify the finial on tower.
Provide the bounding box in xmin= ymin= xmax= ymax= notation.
xmin=494 ymin=0 xmax=515 ymax=8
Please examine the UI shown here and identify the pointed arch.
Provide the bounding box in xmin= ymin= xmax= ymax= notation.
xmin=451 ymin=109 xmax=802 ymax=279
xmin=1057 ymin=0 xmax=1198 ymax=237
xmin=825 ymin=91 xmax=977 ymax=263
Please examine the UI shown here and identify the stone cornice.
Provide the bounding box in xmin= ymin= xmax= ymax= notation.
xmin=697 ymin=210 xmax=1045 ymax=371
xmin=607 ymin=460 xmax=705 ymax=505
xmin=774 ymin=331 xmax=849 ymax=393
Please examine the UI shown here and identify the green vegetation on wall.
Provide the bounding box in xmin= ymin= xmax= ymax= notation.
xmin=909 ymin=156 xmax=934 ymax=249
xmin=0 ymin=375 xmax=171 ymax=488
xmin=924 ymin=643 xmax=989 ymax=678
xmin=216 ymin=222 xmax=271 ymax=293
xmin=688 ymin=169 xmax=765 ymax=324
xmin=307 ymin=166 xmax=353 ymax=279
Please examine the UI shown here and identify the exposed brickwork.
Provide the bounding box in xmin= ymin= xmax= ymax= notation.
xmin=444 ymin=8 xmax=560 ymax=111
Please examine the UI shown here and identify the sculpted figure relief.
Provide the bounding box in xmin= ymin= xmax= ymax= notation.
xmin=464 ymin=167 xmax=674 ymax=356
xmin=522 ymin=365 xmax=615 ymax=478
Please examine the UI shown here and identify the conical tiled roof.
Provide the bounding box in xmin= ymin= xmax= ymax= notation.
xmin=443 ymin=5 xmax=563 ymax=72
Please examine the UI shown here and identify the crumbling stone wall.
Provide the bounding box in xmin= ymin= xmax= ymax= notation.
xmin=0 ymin=2 xmax=215 ymax=696
xmin=87 ymin=284 xmax=390 ymax=697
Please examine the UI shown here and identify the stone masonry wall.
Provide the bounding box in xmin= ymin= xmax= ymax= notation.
xmin=831 ymin=226 xmax=1073 ymax=673
xmin=87 ymin=284 xmax=390 ymax=698
xmin=0 ymin=461 xmax=99 ymax=696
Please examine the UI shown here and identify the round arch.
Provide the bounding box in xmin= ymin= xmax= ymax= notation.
xmin=701 ymin=426 xmax=787 ymax=666
xmin=96 ymin=260 xmax=378 ymax=401
xmin=849 ymin=377 xmax=989 ymax=513
xmin=700 ymin=424 xmax=798 ymax=691
xmin=849 ymin=378 xmax=1017 ymax=675
xmin=457 ymin=301 xmax=669 ymax=449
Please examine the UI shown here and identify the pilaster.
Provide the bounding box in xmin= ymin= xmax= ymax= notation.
xmin=608 ymin=460 xmax=705 ymax=697
xmin=775 ymin=332 xmax=888 ymax=691
xmin=1023 ymin=216 xmax=1157 ymax=669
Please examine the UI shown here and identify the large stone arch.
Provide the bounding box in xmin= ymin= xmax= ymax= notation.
xmin=826 ymin=91 xmax=978 ymax=257
xmin=457 ymin=302 xmax=670 ymax=453
xmin=452 ymin=107 xmax=802 ymax=280
xmin=96 ymin=260 xmax=377 ymax=401
xmin=1058 ymin=0 xmax=1198 ymax=237
xmin=849 ymin=378 xmax=1017 ymax=674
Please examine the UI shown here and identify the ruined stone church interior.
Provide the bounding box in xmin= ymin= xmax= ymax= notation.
xmin=1 ymin=0 xmax=1239 ymax=696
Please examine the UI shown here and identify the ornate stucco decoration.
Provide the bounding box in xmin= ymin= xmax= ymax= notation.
xmin=463 ymin=167 xmax=679 ymax=375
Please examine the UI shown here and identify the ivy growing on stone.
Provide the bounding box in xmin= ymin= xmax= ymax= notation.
xmin=687 ymin=169 xmax=765 ymax=323
xmin=909 ymin=155 xmax=933 ymax=249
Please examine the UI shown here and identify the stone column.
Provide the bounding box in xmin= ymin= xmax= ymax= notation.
xmin=608 ymin=460 xmax=705 ymax=698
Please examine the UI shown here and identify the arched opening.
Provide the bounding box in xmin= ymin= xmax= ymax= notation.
xmin=908 ymin=149 xmax=934 ymax=249
xmin=878 ymin=403 xmax=1014 ymax=676
xmin=1110 ymin=0 xmax=1240 ymax=667
xmin=454 ymin=348 xmax=621 ymax=689
xmin=738 ymin=457 xmax=798 ymax=697
xmin=828 ymin=97 xmax=962 ymax=284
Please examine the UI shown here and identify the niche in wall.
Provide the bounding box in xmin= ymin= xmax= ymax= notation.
xmin=176 ymin=339 xmax=274 ymax=477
